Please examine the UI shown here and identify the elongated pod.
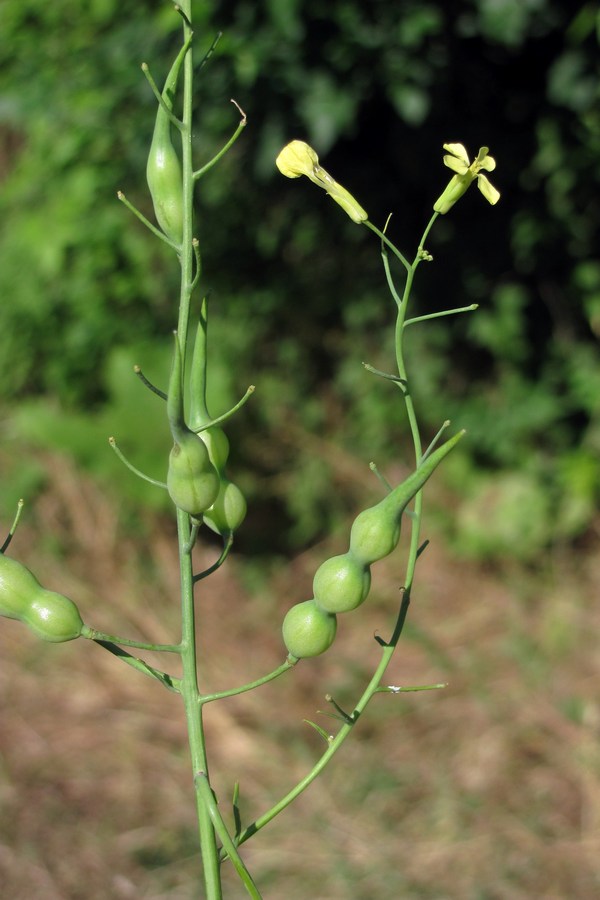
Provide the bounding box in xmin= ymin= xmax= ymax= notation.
xmin=146 ymin=40 xmax=190 ymax=244
xmin=0 ymin=554 xmax=84 ymax=642
xmin=349 ymin=430 xmax=465 ymax=566
xmin=166 ymin=335 xmax=219 ymax=516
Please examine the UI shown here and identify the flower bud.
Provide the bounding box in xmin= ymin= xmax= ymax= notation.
xmin=276 ymin=140 xmax=368 ymax=224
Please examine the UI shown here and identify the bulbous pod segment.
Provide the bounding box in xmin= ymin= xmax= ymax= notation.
xmin=203 ymin=478 xmax=247 ymax=537
xmin=167 ymin=432 xmax=220 ymax=517
xmin=282 ymin=598 xmax=337 ymax=659
xmin=26 ymin=591 xmax=84 ymax=642
xmin=313 ymin=552 xmax=371 ymax=613
xmin=350 ymin=429 xmax=467 ymax=566
xmin=198 ymin=425 xmax=230 ymax=473
xmin=0 ymin=553 xmax=41 ymax=619
xmin=0 ymin=555 xmax=84 ymax=642
xmin=349 ymin=502 xmax=401 ymax=567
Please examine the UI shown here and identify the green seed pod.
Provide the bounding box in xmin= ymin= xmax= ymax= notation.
xmin=282 ymin=599 xmax=337 ymax=660
xmin=349 ymin=505 xmax=401 ymax=566
xmin=166 ymin=333 xmax=220 ymax=516
xmin=24 ymin=591 xmax=84 ymax=643
xmin=198 ymin=426 xmax=230 ymax=473
xmin=312 ymin=552 xmax=371 ymax=614
xmin=167 ymin=432 xmax=220 ymax=517
xmin=146 ymin=41 xmax=189 ymax=245
xmin=0 ymin=553 xmax=35 ymax=619
xmin=350 ymin=430 xmax=465 ymax=566
xmin=203 ymin=478 xmax=247 ymax=537
xmin=0 ymin=554 xmax=83 ymax=643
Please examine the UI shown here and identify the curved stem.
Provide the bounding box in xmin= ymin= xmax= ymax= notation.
xmin=201 ymin=659 xmax=295 ymax=704
xmin=108 ymin=437 xmax=167 ymax=487
xmin=235 ymin=216 xmax=443 ymax=850
xmin=192 ymin=385 xmax=256 ymax=433
xmin=117 ymin=191 xmax=180 ymax=251
xmin=1 ymin=497 xmax=24 ymax=553
xmin=193 ymin=101 xmax=247 ymax=181
xmin=134 ymin=365 xmax=167 ymax=399
xmin=193 ymin=533 xmax=233 ymax=583
xmin=364 ymin=220 xmax=411 ymax=272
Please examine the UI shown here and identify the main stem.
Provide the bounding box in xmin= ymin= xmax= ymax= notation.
xmin=175 ymin=3 xmax=222 ymax=896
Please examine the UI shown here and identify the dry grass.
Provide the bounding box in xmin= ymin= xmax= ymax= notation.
xmin=1 ymin=453 xmax=600 ymax=899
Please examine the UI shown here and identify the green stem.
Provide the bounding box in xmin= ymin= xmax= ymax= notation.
xmin=233 ymin=597 xmax=409 ymax=850
xmin=193 ymin=533 xmax=233 ymax=583
xmin=117 ymin=191 xmax=180 ymax=251
xmin=195 ymin=771 xmax=263 ymax=899
xmin=175 ymin=5 xmax=222 ymax=895
xmin=234 ymin=215 xmax=442 ymax=850
xmin=193 ymin=101 xmax=247 ymax=180
xmin=364 ymin=220 xmax=410 ymax=272
xmin=81 ymin=625 xmax=180 ymax=653
xmin=178 ymin=510 xmax=222 ymax=898
xmin=92 ymin=640 xmax=181 ymax=692
xmin=108 ymin=436 xmax=167 ymax=487
xmin=201 ymin=659 xmax=295 ymax=704
xmin=404 ymin=303 xmax=478 ymax=328
xmin=1 ymin=497 xmax=24 ymax=553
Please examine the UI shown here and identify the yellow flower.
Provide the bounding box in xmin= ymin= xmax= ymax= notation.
xmin=276 ymin=140 xmax=368 ymax=224
xmin=433 ymin=143 xmax=500 ymax=214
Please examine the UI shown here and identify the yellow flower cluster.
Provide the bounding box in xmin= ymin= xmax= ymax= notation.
xmin=434 ymin=143 xmax=500 ymax=214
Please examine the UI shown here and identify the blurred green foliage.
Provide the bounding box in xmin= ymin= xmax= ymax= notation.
xmin=0 ymin=0 xmax=599 ymax=558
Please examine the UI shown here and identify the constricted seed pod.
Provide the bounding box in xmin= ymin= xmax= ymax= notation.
xmin=282 ymin=599 xmax=337 ymax=659
xmin=349 ymin=430 xmax=465 ymax=566
xmin=349 ymin=505 xmax=400 ymax=567
xmin=0 ymin=554 xmax=84 ymax=643
xmin=312 ymin=551 xmax=371 ymax=613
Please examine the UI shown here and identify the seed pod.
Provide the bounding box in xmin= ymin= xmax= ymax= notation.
xmin=349 ymin=505 xmax=401 ymax=567
xmin=350 ymin=430 xmax=465 ymax=566
xmin=146 ymin=41 xmax=189 ymax=245
xmin=282 ymin=599 xmax=337 ymax=659
xmin=167 ymin=433 xmax=220 ymax=517
xmin=203 ymin=478 xmax=247 ymax=537
xmin=198 ymin=426 xmax=230 ymax=473
xmin=312 ymin=552 xmax=371 ymax=613
xmin=166 ymin=334 xmax=220 ymax=516
xmin=0 ymin=554 xmax=84 ymax=643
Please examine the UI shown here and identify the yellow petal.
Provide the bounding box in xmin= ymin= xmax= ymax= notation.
xmin=276 ymin=140 xmax=319 ymax=179
xmin=480 ymin=156 xmax=496 ymax=172
xmin=442 ymin=142 xmax=470 ymax=166
xmin=443 ymin=154 xmax=469 ymax=175
xmin=477 ymin=174 xmax=500 ymax=205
